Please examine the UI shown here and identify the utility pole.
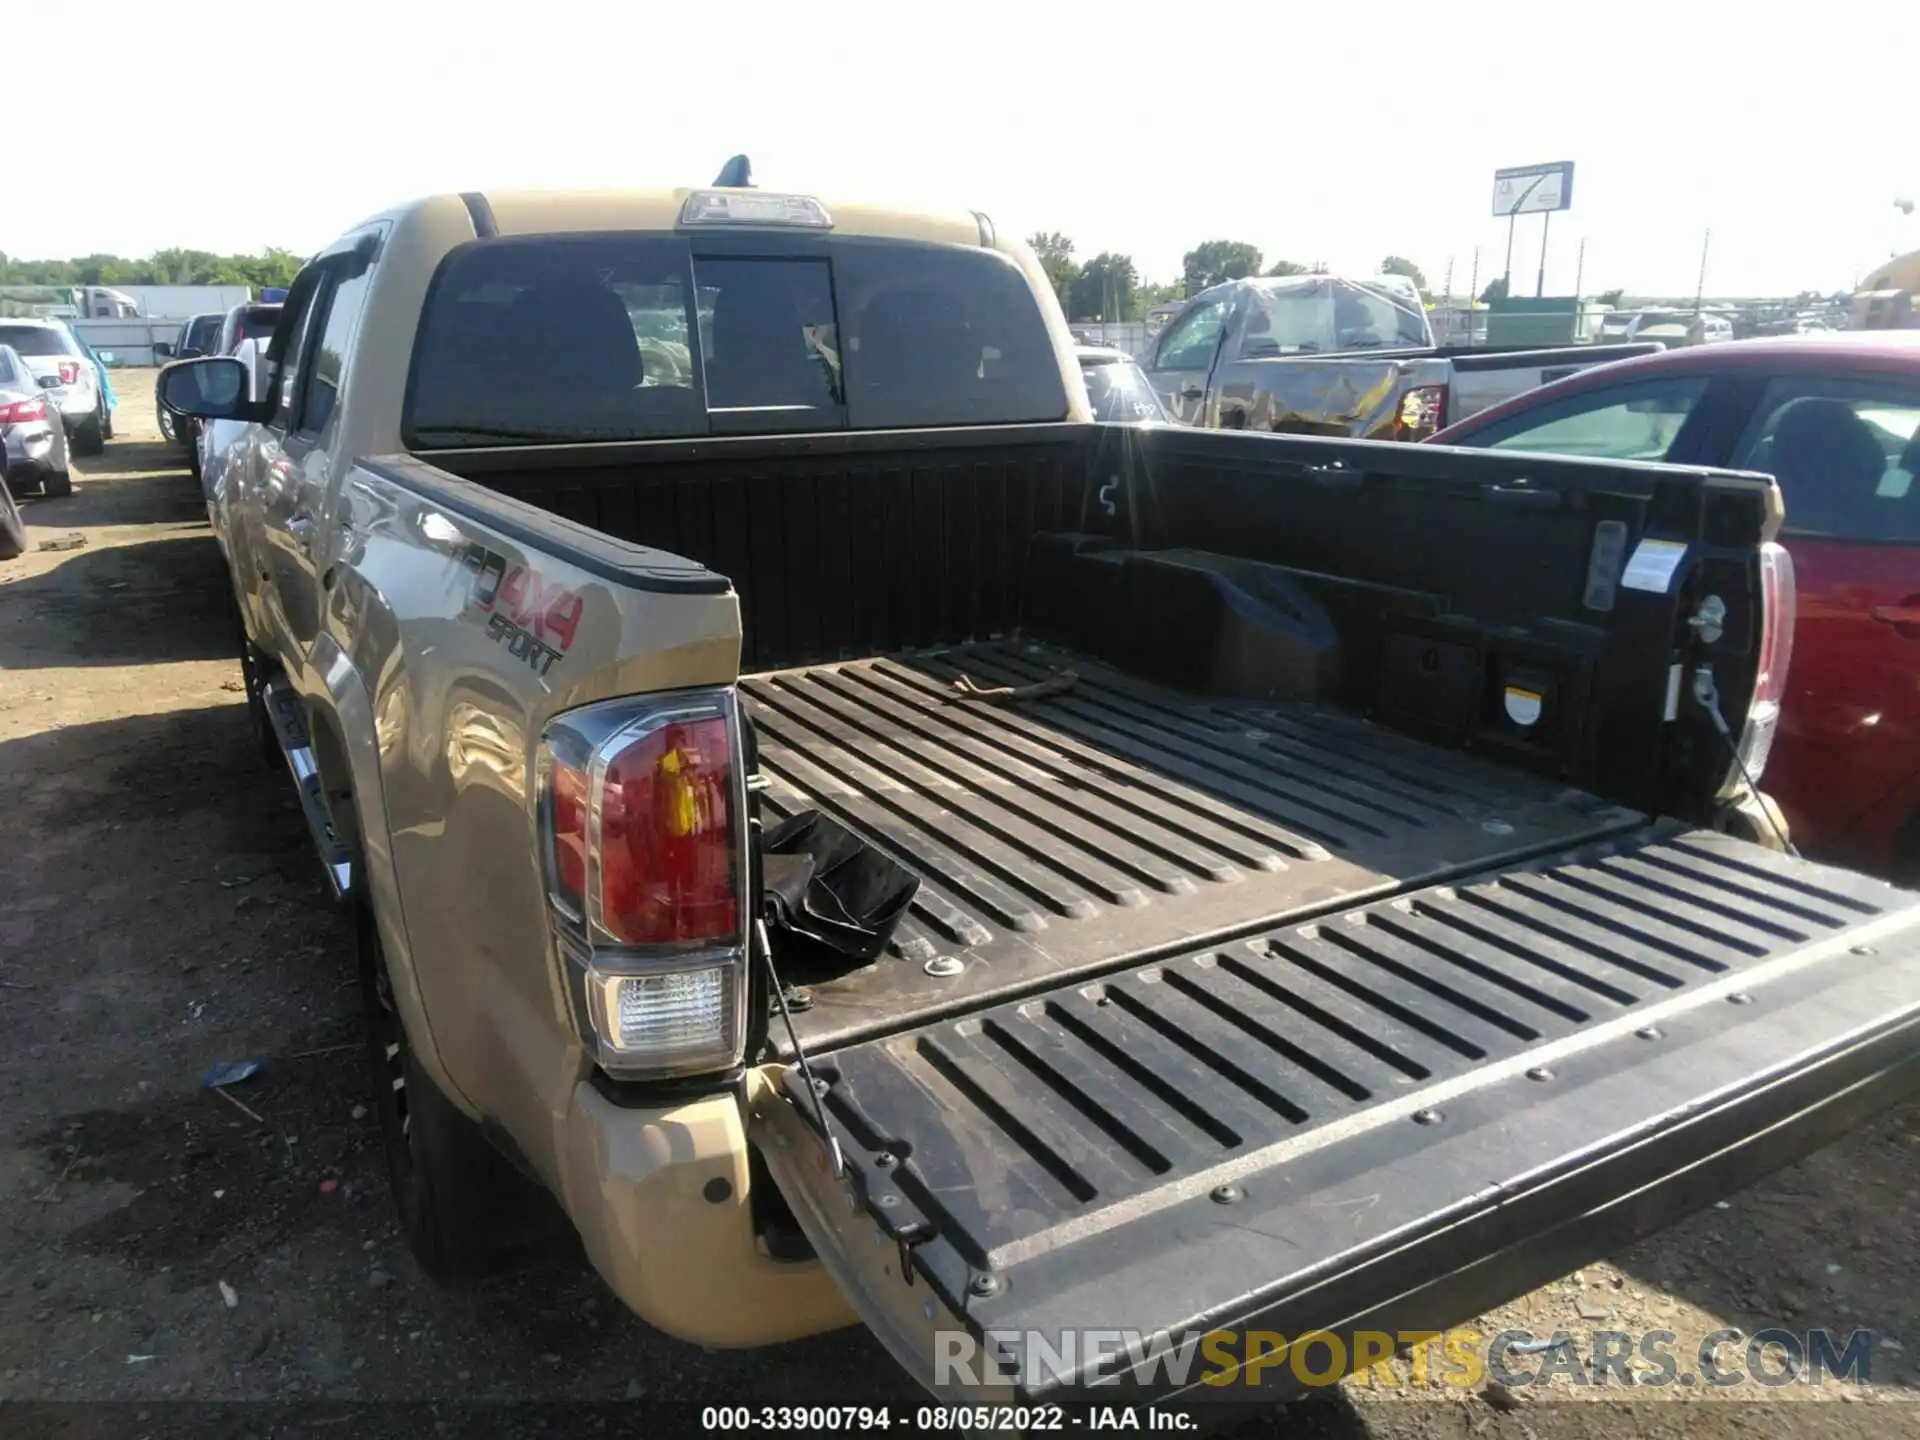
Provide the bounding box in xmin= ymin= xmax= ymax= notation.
xmin=1695 ymin=228 xmax=1711 ymax=311
xmin=1504 ymin=213 xmax=1517 ymax=290
xmin=1467 ymin=248 xmax=1481 ymax=343
xmin=1536 ymin=212 xmax=1551 ymax=297
xmin=1574 ymin=238 xmax=1586 ymax=298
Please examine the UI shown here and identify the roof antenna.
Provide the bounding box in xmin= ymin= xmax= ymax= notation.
xmin=713 ymin=154 xmax=754 ymax=188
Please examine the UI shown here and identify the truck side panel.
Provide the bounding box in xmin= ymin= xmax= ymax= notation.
xmin=313 ymin=456 xmax=737 ymax=1189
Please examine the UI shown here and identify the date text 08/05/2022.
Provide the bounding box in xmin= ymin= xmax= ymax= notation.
xmin=698 ymin=1406 xmax=1192 ymax=1432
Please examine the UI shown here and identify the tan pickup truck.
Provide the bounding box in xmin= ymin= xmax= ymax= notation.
xmin=158 ymin=174 xmax=1920 ymax=1407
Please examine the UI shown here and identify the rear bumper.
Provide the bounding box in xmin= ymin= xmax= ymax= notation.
xmin=49 ymin=380 xmax=99 ymax=424
xmin=4 ymin=421 xmax=59 ymax=478
xmin=756 ymin=827 xmax=1920 ymax=1404
xmin=554 ymin=1071 xmax=853 ymax=1348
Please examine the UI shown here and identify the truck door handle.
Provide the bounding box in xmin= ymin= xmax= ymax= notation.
xmin=1480 ymin=482 xmax=1562 ymax=510
xmin=1181 ymin=385 xmax=1205 ymax=400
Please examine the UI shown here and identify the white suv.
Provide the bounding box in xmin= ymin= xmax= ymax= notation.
xmin=0 ymin=319 xmax=108 ymax=454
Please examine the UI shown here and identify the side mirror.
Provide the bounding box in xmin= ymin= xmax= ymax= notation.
xmin=158 ymin=357 xmax=258 ymax=420
xmin=153 ymin=341 xmax=174 ymax=359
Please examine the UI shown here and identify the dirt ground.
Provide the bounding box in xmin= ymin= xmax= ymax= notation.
xmin=0 ymin=371 xmax=1915 ymax=1439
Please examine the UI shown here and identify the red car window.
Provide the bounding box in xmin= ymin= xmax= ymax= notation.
xmin=1457 ymin=376 xmax=1710 ymax=462
xmin=1732 ymin=378 xmax=1920 ymax=542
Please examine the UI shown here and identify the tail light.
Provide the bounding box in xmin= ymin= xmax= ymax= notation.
xmin=1721 ymin=541 xmax=1797 ymax=795
xmin=1397 ymin=383 xmax=1448 ymax=441
xmin=539 ymin=690 xmax=748 ymax=1078
xmin=0 ymin=395 xmax=50 ymax=424
xmin=57 ymin=361 xmax=82 ymax=386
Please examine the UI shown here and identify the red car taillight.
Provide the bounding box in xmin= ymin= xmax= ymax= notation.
xmin=1396 ymin=383 xmax=1449 ymax=441
xmin=0 ymin=395 xmax=50 ymax=423
xmin=57 ymin=361 xmax=82 ymax=386
xmin=540 ymin=692 xmax=747 ymax=1078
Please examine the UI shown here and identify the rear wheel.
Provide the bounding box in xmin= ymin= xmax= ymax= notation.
xmin=0 ymin=476 xmax=25 ymax=561
xmin=101 ymin=399 xmax=114 ymax=441
xmin=70 ymin=410 xmax=105 ymax=458
xmin=228 ymin=589 xmax=282 ymax=769
xmin=41 ymin=467 xmax=72 ymax=499
xmin=356 ymin=890 xmax=530 ymax=1278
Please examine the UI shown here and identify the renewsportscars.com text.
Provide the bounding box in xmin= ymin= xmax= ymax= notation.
xmin=934 ymin=1326 xmax=1878 ymax=1394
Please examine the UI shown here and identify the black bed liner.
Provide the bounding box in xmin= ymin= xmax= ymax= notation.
xmin=755 ymin=825 xmax=1920 ymax=1402
xmin=742 ymin=640 xmax=1643 ymax=1054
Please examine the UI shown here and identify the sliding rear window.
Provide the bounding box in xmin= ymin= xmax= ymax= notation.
xmin=404 ymin=233 xmax=1067 ymax=448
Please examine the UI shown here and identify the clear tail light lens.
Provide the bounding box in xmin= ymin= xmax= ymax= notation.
xmin=1397 ymin=383 xmax=1448 ymax=441
xmin=1725 ymin=541 xmax=1796 ymax=793
xmin=539 ymin=690 xmax=748 ymax=1078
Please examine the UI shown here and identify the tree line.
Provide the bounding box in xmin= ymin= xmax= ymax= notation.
xmin=1028 ymin=234 xmax=1453 ymax=321
xmin=0 ymin=248 xmax=306 ymax=289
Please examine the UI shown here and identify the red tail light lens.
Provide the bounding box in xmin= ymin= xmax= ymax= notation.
xmin=0 ymin=395 xmax=50 ymax=424
xmin=57 ymin=361 xmax=82 ymax=386
xmin=598 ymin=716 xmax=738 ymax=944
xmin=1397 ymin=383 xmax=1448 ymax=441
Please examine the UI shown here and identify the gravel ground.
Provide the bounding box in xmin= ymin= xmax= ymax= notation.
xmin=0 ymin=372 xmax=1914 ymax=1439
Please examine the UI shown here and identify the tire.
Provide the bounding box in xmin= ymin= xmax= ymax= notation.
xmin=228 ymin=589 xmax=282 ymax=769
xmin=41 ymin=467 xmax=72 ymax=499
xmin=157 ymin=404 xmax=176 ymax=444
xmin=0 ymin=476 xmax=25 ymax=561
xmin=101 ymin=397 xmax=114 ymax=441
xmin=356 ymin=891 xmax=524 ymax=1278
xmin=70 ymin=411 xmax=105 ymax=458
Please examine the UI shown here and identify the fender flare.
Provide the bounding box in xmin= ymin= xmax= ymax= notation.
xmin=303 ymin=633 xmax=475 ymax=1116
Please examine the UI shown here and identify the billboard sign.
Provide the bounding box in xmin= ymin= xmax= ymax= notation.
xmin=1492 ymin=162 xmax=1574 ymax=217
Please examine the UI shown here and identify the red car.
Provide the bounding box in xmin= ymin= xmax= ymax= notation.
xmin=1432 ymin=333 xmax=1920 ymax=881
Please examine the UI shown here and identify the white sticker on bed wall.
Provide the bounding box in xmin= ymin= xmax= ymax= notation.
xmin=1621 ymin=538 xmax=1689 ymax=595
xmin=1664 ymin=662 xmax=1683 ymax=722
xmin=1504 ymin=686 xmax=1544 ymax=726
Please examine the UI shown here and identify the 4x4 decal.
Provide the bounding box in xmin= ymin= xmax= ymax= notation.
xmin=456 ymin=542 xmax=582 ymax=676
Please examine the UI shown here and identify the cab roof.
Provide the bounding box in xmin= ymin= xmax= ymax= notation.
xmin=423 ymin=188 xmax=993 ymax=249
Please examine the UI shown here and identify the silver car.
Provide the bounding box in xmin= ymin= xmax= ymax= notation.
xmin=0 ymin=342 xmax=72 ymax=497
xmin=0 ymin=318 xmax=107 ymax=455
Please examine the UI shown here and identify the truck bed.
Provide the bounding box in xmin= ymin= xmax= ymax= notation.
xmin=745 ymin=640 xmax=1645 ymax=1053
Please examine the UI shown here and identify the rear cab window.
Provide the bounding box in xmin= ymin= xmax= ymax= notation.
xmin=404 ymin=234 xmax=1067 ymax=448
xmin=234 ymin=306 xmax=281 ymax=349
xmin=1233 ymin=278 xmax=1430 ymax=358
xmin=0 ymin=325 xmax=80 ymax=360
xmin=1732 ymin=376 xmax=1920 ymax=542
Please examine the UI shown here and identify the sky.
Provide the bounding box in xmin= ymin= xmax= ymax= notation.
xmin=20 ymin=0 xmax=1917 ymax=299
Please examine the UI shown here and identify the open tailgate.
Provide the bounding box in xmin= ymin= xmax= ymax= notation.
xmin=754 ymin=825 xmax=1920 ymax=1403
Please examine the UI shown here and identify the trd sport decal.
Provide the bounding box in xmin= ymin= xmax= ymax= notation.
xmin=456 ymin=543 xmax=582 ymax=676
